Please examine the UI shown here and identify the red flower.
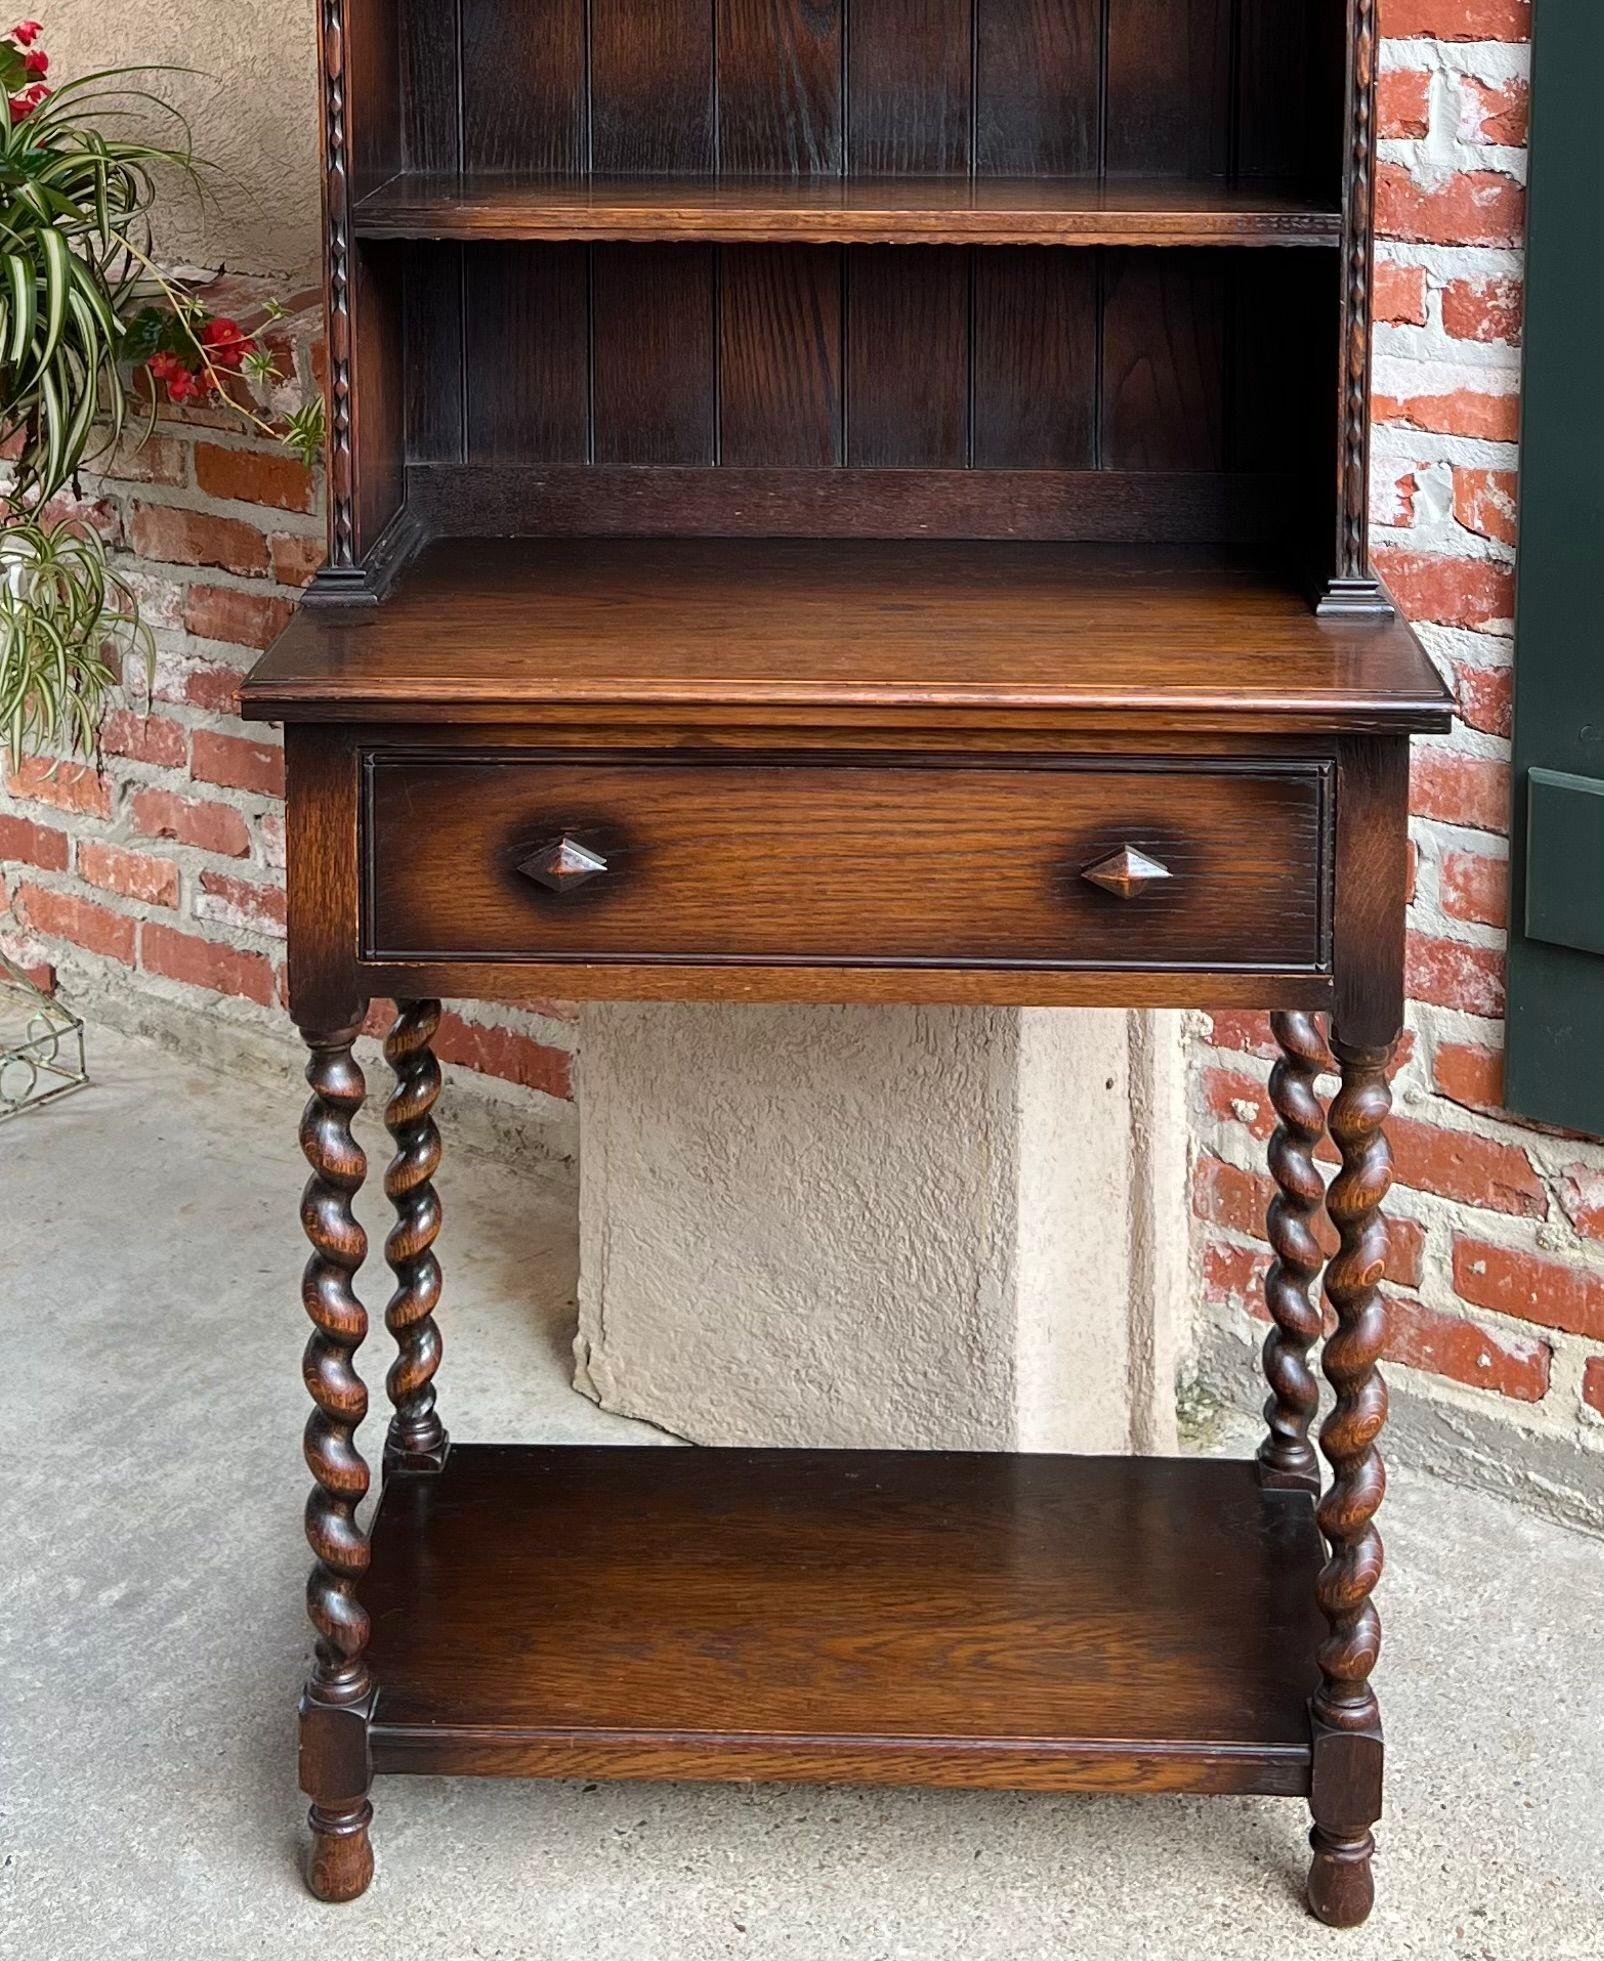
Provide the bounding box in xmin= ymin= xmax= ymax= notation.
xmin=200 ymin=316 xmax=256 ymax=372
xmin=22 ymin=46 xmax=46 ymax=74
xmin=146 ymin=350 xmax=208 ymax=404
xmin=9 ymin=20 xmax=42 ymax=46
xmin=8 ymin=79 xmax=47 ymax=121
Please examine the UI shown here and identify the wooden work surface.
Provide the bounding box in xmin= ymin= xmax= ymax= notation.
xmin=363 ymin=1446 xmax=1327 ymax=1792
xmin=245 ymin=539 xmax=1452 ymax=733
xmin=354 ymin=171 xmax=1342 ymax=247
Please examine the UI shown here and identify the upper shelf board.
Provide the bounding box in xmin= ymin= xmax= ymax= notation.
xmin=353 ymin=173 xmax=1344 ymax=248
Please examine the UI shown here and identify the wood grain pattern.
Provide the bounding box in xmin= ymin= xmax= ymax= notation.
xmin=591 ymin=246 xmax=717 ymax=467
xmin=408 ymin=463 xmax=1289 ymax=545
xmin=1105 ymin=0 xmax=1232 ymax=176
xmin=463 ymin=245 xmax=587 ymax=464
xmin=590 ymin=0 xmax=715 ymax=173
xmin=359 ymin=955 xmax=1336 ymax=1013
xmin=1101 ymin=252 xmax=1229 ymax=474
xmin=353 ymin=174 xmax=1344 ymax=247
xmin=971 ymin=251 xmax=1099 ymax=470
xmin=362 ymin=752 xmax=1330 ymax=970
xmin=718 ymin=0 xmax=843 ymax=173
xmin=245 ymin=539 xmax=1454 ymax=733
xmin=459 ymin=0 xmax=584 ymax=173
xmin=384 ymin=241 xmax=1348 ymax=548
xmin=848 ymin=0 xmax=971 ymax=174
xmin=975 ymin=0 xmax=1100 ymax=176
xmin=402 ymin=244 xmax=463 ymax=464
xmin=398 ymin=0 xmax=456 ymax=173
xmin=844 ymin=249 xmax=968 ymax=467
xmin=719 ymin=248 xmax=844 ymax=466
xmin=362 ymin=1447 xmax=1326 ymax=1791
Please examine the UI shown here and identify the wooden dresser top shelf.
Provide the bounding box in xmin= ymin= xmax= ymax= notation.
xmin=244 ymin=539 xmax=1453 ymax=734
xmin=352 ymin=171 xmax=1343 ymax=247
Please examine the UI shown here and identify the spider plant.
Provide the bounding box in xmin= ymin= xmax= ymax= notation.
xmin=0 ymin=61 xmax=200 ymax=504
xmin=0 ymin=509 xmax=148 ymax=759
xmin=0 ymin=33 xmax=325 ymax=766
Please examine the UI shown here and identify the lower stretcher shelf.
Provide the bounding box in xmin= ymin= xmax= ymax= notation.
xmin=363 ymin=1445 xmax=1325 ymax=1796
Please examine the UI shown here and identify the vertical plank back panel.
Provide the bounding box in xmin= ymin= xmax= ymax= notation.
xmin=1104 ymin=0 xmax=1234 ymax=177
xmin=590 ymin=0 xmax=716 ymax=172
xmin=848 ymin=0 xmax=974 ymax=174
xmin=972 ymin=252 xmax=1098 ymax=469
xmin=461 ymin=0 xmax=586 ymax=172
xmin=974 ymin=0 xmax=1099 ymax=176
xmin=845 ymin=248 xmax=969 ymax=466
xmin=404 ymin=245 xmax=465 ymax=463
xmin=719 ymin=0 xmax=844 ymax=173
xmin=592 ymin=246 xmax=719 ymax=465
xmin=400 ymin=1 xmax=459 ymax=172
xmin=1237 ymin=0 xmax=1312 ymax=181
xmin=464 ymin=245 xmax=589 ymax=463
xmin=1100 ymin=251 xmax=1228 ymax=472
xmin=721 ymin=248 xmax=845 ymax=466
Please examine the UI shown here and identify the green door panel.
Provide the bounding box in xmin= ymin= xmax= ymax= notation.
xmin=1504 ymin=0 xmax=1604 ymax=1136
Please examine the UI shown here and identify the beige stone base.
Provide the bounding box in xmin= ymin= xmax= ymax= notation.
xmin=575 ymin=1004 xmax=1187 ymax=1451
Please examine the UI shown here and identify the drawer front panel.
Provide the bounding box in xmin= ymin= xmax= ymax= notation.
xmin=363 ymin=755 xmax=1330 ymax=970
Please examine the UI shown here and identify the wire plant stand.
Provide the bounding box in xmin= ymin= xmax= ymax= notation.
xmin=0 ymin=952 xmax=88 ymax=1123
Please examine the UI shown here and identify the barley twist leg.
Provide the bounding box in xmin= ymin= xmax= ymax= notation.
xmin=1307 ymin=1034 xmax=1394 ymax=1929
xmin=382 ymin=1000 xmax=448 ymax=1474
xmin=297 ymin=1023 xmax=376 ymax=1902
xmin=1258 ymin=1011 xmax=1330 ymax=1492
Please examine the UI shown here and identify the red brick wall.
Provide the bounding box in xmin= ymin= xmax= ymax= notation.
xmin=1195 ymin=3 xmax=1604 ymax=1488
xmin=0 ymin=280 xmax=575 ymax=1121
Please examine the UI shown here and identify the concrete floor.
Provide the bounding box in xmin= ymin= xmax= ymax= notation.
xmin=3 ymin=1023 xmax=1602 ymax=1961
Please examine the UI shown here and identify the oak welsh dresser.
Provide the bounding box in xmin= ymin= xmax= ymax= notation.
xmin=242 ymin=0 xmax=1454 ymax=1926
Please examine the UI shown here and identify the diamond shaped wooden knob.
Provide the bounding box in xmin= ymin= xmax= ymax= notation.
xmin=518 ymin=836 xmax=608 ymax=893
xmin=1081 ymin=844 xmax=1172 ymax=900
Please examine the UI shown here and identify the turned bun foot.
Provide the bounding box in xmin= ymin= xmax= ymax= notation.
xmin=307 ymin=1801 xmax=375 ymax=1902
xmin=1307 ymin=1828 xmax=1375 ymax=1928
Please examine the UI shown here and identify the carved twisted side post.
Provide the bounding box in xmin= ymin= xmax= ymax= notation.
xmin=1307 ymin=1034 xmax=1394 ymax=1929
xmin=297 ymin=1023 xmax=377 ymax=1903
xmin=383 ymin=1001 xmax=448 ymax=1474
xmin=1257 ymin=1012 xmax=1329 ymax=1492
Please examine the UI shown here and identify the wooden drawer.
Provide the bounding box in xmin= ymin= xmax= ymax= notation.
xmin=362 ymin=753 xmax=1331 ymax=972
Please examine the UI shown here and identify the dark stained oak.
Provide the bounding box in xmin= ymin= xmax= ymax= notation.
xmin=353 ymin=172 xmax=1344 ymax=248
xmin=1257 ymin=1010 xmax=1330 ymax=1494
xmin=362 ymin=752 xmax=1330 ymax=972
xmin=1308 ymin=1032 xmax=1396 ymax=1929
xmin=243 ymin=539 xmax=1452 ymax=734
xmin=380 ymin=1001 xmax=448 ymax=1475
xmin=364 ymin=1447 xmax=1326 ymax=1793
xmin=295 ymin=1023 xmax=377 ymax=1902
xmin=268 ymin=0 xmax=1432 ymax=1924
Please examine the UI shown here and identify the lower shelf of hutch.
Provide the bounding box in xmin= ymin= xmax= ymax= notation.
xmin=361 ymin=1444 xmax=1325 ymax=1796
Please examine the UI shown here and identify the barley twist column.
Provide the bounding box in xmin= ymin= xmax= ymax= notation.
xmin=382 ymin=1000 xmax=448 ymax=1474
xmin=1257 ymin=1011 xmax=1329 ymax=1492
xmin=1307 ymin=1034 xmax=1393 ymax=1929
xmin=297 ymin=1024 xmax=376 ymax=1902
